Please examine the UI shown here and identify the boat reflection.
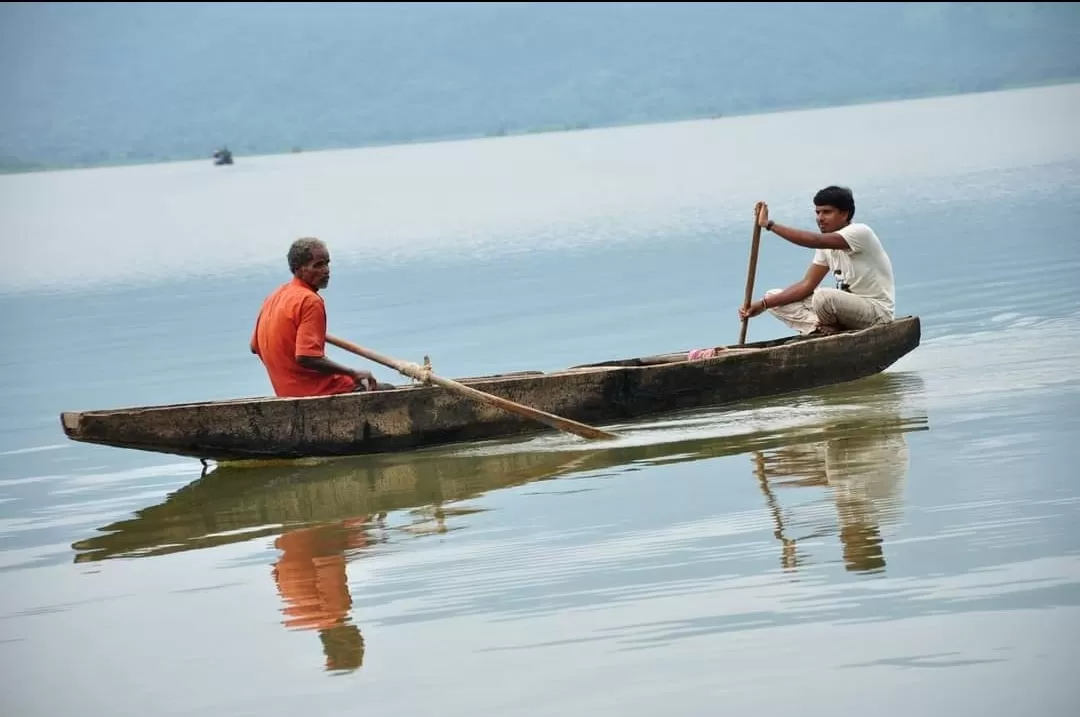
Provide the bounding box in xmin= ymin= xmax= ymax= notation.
xmin=71 ymin=371 xmax=927 ymax=672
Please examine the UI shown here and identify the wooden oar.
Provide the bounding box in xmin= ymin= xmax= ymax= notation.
xmin=738 ymin=206 xmax=764 ymax=345
xmin=325 ymin=334 xmax=618 ymax=441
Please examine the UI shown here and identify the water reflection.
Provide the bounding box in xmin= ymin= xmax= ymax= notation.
xmin=271 ymin=517 xmax=383 ymax=672
xmin=71 ymin=445 xmax=610 ymax=672
xmin=754 ymin=384 xmax=915 ymax=574
xmin=70 ymin=371 xmax=927 ymax=670
xmin=69 ymin=449 xmax=601 ymax=563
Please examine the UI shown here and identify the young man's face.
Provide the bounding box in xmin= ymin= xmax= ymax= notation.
xmin=815 ymin=204 xmax=849 ymax=233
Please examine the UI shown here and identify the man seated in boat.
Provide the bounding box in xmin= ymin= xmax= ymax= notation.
xmin=738 ymin=186 xmax=895 ymax=336
xmin=250 ymin=237 xmax=393 ymax=397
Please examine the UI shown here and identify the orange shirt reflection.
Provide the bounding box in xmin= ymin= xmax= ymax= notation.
xmin=271 ymin=517 xmax=373 ymax=671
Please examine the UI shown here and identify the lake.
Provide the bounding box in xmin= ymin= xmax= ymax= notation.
xmin=1 ymin=83 xmax=1079 ymax=716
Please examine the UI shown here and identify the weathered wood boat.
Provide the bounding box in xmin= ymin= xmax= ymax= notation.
xmin=59 ymin=316 xmax=920 ymax=464
xmin=70 ymin=370 xmax=928 ymax=564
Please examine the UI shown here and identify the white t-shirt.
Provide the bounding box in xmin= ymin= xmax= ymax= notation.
xmin=813 ymin=222 xmax=895 ymax=318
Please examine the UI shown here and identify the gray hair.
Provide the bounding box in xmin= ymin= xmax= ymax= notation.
xmin=287 ymin=237 xmax=326 ymax=273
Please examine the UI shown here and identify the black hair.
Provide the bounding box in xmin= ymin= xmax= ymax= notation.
xmin=813 ymin=185 xmax=855 ymax=221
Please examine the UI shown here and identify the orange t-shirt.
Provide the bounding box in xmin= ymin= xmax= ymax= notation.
xmin=251 ymin=277 xmax=357 ymax=397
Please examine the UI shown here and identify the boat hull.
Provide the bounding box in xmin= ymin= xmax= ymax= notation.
xmin=60 ymin=316 xmax=921 ymax=462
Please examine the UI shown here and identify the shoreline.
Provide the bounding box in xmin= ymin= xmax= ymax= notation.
xmin=3 ymin=77 xmax=1078 ymax=177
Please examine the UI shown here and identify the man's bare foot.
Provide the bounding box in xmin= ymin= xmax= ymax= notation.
xmin=807 ymin=324 xmax=841 ymax=336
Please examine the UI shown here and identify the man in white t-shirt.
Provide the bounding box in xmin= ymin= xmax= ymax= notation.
xmin=738 ymin=186 xmax=896 ymax=336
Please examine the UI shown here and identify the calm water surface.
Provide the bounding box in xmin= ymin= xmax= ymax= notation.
xmin=2 ymin=84 xmax=1079 ymax=716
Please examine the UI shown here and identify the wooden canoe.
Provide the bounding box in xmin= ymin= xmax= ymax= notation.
xmin=71 ymin=370 xmax=929 ymax=564
xmin=59 ymin=315 xmax=921 ymax=463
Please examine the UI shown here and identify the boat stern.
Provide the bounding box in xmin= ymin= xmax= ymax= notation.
xmin=60 ymin=411 xmax=83 ymax=439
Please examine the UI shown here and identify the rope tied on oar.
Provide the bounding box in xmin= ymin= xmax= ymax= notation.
xmin=401 ymin=356 xmax=434 ymax=385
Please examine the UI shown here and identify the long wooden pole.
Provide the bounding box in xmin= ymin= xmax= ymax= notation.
xmin=738 ymin=208 xmax=764 ymax=345
xmin=326 ymin=334 xmax=619 ymax=441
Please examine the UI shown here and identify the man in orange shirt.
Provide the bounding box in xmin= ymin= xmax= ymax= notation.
xmin=251 ymin=237 xmax=392 ymax=397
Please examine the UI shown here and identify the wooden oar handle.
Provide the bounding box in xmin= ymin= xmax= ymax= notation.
xmin=326 ymin=335 xmax=414 ymax=375
xmin=739 ymin=212 xmax=764 ymax=345
xmin=325 ymin=334 xmax=618 ymax=441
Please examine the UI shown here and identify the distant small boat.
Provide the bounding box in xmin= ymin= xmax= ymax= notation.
xmin=58 ymin=317 xmax=921 ymax=465
xmin=212 ymin=147 xmax=234 ymax=165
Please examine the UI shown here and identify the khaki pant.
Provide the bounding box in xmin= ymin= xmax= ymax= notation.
xmin=766 ymin=288 xmax=891 ymax=335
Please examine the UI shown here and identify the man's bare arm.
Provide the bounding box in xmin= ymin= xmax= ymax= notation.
xmin=297 ymin=354 xmax=372 ymax=381
xmin=763 ymin=262 xmax=830 ymax=308
xmin=739 ymin=262 xmax=828 ymax=320
xmin=767 ymin=222 xmax=850 ymax=251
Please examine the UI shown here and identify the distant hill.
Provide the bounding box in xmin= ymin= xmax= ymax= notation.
xmin=2 ymin=1 xmax=1078 ymax=172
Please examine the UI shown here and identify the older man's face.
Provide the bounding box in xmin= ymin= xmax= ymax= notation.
xmin=298 ymin=244 xmax=331 ymax=290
